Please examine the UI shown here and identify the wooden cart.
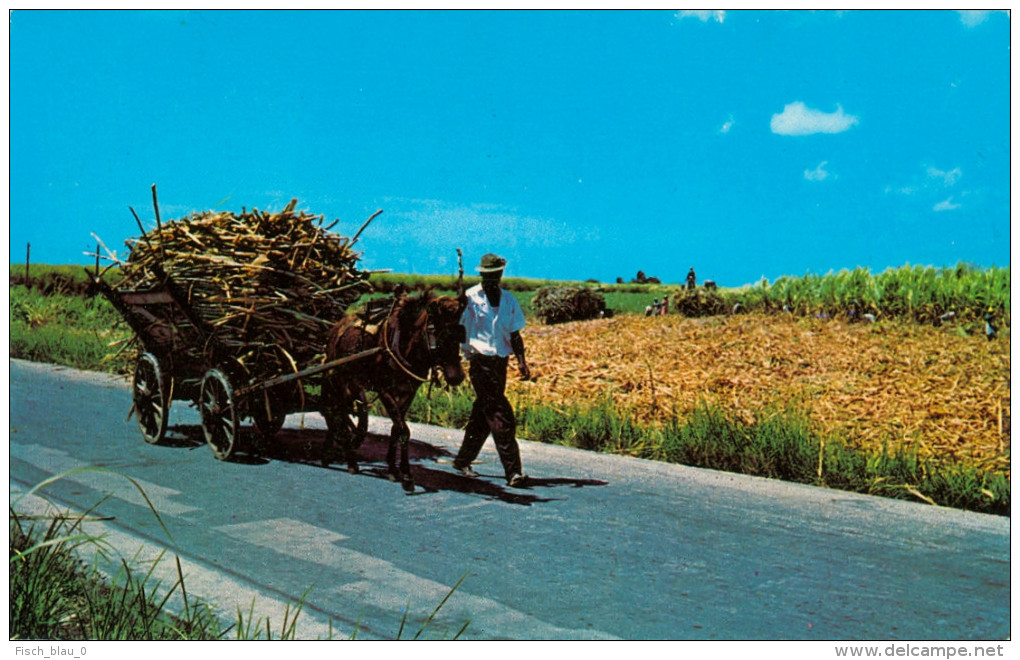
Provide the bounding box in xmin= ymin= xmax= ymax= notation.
xmin=89 ymin=264 xmax=378 ymax=461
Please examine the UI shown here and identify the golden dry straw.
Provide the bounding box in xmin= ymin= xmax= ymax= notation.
xmin=515 ymin=314 xmax=1010 ymax=476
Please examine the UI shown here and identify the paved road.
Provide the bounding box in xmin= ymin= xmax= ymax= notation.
xmin=8 ymin=359 xmax=1010 ymax=640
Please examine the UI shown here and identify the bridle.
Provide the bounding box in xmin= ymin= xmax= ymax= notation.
xmin=381 ymin=300 xmax=459 ymax=384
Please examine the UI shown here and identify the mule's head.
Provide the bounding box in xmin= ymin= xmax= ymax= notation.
xmin=425 ymin=294 xmax=466 ymax=387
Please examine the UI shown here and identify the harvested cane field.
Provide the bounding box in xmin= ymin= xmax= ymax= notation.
xmin=514 ymin=313 xmax=1010 ymax=477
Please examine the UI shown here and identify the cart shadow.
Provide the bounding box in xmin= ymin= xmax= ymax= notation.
xmin=163 ymin=424 xmax=606 ymax=505
xmin=164 ymin=424 xmax=269 ymax=464
xmin=161 ymin=427 xmax=206 ymax=449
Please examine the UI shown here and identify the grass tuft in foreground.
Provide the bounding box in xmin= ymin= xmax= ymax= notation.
xmin=10 ymin=507 xmax=228 ymax=640
xmin=10 ymin=472 xmax=471 ymax=640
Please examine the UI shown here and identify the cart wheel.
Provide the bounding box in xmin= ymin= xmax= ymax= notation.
xmin=133 ymin=352 xmax=170 ymax=445
xmin=252 ymin=395 xmax=287 ymax=442
xmin=200 ymin=368 xmax=239 ymax=461
xmin=347 ymin=389 xmax=369 ymax=449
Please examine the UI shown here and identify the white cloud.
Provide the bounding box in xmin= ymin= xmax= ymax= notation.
xmin=934 ymin=197 xmax=962 ymax=212
xmin=354 ymin=198 xmax=599 ymax=273
xmin=402 ymin=200 xmax=574 ymax=248
xmin=927 ymin=166 xmax=962 ymax=186
xmin=957 ymin=10 xmax=1009 ymax=27
xmin=885 ymin=184 xmax=918 ymax=196
xmin=804 ymin=161 xmax=830 ymax=182
xmin=885 ymin=165 xmax=969 ymax=209
xmin=676 ymin=10 xmax=725 ymax=23
xmin=770 ymin=102 xmax=859 ymax=136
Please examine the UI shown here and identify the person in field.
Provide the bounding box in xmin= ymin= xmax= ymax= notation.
xmin=452 ymin=253 xmax=531 ymax=487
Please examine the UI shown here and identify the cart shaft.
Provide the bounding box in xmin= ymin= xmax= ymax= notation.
xmin=234 ymin=347 xmax=383 ymax=398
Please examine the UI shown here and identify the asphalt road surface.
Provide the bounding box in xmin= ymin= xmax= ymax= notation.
xmin=9 ymin=359 xmax=1010 ymax=640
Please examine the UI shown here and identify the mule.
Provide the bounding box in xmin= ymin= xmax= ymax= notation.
xmin=322 ymin=291 xmax=466 ymax=491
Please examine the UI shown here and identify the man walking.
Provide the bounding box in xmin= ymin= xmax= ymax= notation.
xmin=453 ymin=253 xmax=531 ymax=487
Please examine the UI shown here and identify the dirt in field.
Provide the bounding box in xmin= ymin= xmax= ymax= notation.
xmin=515 ymin=314 xmax=1010 ymax=475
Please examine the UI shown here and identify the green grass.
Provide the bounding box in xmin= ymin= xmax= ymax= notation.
xmin=372 ymin=264 xmax=1012 ymax=325
xmin=11 ymin=471 xmax=250 ymax=640
xmin=11 ymin=263 xmax=112 ymax=284
xmin=10 ymin=284 xmax=134 ymax=373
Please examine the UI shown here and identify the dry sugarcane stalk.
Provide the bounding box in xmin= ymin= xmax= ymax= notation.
xmin=350 ymin=209 xmax=383 ymax=246
xmin=91 ymin=233 xmax=122 ymax=265
xmin=129 ymin=207 xmax=156 ymax=254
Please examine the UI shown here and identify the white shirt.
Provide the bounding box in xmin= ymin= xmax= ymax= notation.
xmin=460 ymin=283 xmax=526 ymax=358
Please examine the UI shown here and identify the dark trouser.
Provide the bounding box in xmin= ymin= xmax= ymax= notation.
xmin=454 ymin=355 xmax=522 ymax=479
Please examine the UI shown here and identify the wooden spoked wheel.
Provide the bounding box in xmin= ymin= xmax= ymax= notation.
xmin=133 ymin=352 xmax=170 ymax=445
xmin=200 ymin=368 xmax=239 ymax=461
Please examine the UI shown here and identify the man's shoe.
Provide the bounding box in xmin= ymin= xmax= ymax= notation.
xmin=508 ymin=473 xmax=529 ymax=488
xmin=455 ymin=465 xmax=479 ymax=478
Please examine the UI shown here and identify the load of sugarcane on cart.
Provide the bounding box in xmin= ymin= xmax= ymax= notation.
xmin=88 ymin=186 xmax=467 ymax=488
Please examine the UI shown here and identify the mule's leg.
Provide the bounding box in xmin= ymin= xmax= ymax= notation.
xmin=396 ymin=396 xmax=417 ymax=492
xmin=320 ymin=376 xmax=341 ymax=467
xmin=321 ymin=378 xmax=358 ymax=473
xmin=322 ymin=410 xmax=353 ymax=471
xmin=392 ymin=419 xmax=412 ymax=490
xmin=380 ymin=390 xmax=415 ymax=491
xmin=341 ymin=393 xmax=363 ymax=474
xmin=378 ymin=392 xmax=401 ymax=481
xmin=320 ymin=408 xmax=344 ymax=469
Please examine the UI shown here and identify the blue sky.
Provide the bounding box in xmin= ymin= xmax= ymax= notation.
xmin=9 ymin=9 xmax=1011 ymax=286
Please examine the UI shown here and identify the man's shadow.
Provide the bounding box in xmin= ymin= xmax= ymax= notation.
xmin=165 ymin=424 xmax=607 ymax=506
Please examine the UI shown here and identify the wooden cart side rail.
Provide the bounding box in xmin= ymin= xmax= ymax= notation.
xmin=118 ymin=290 xmax=176 ymax=306
xmin=87 ymin=265 xmax=212 ymax=345
xmin=87 ymin=270 xmax=166 ymax=354
xmin=149 ymin=263 xmax=211 ymax=343
xmin=234 ymin=347 xmax=382 ymax=399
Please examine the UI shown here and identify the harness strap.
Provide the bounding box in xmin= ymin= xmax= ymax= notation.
xmin=381 ymin=308 xmax=432 ymax=383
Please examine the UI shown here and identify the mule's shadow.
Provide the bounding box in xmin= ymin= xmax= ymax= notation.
xmin=164 ymin=424 xmax=607 ymax=506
